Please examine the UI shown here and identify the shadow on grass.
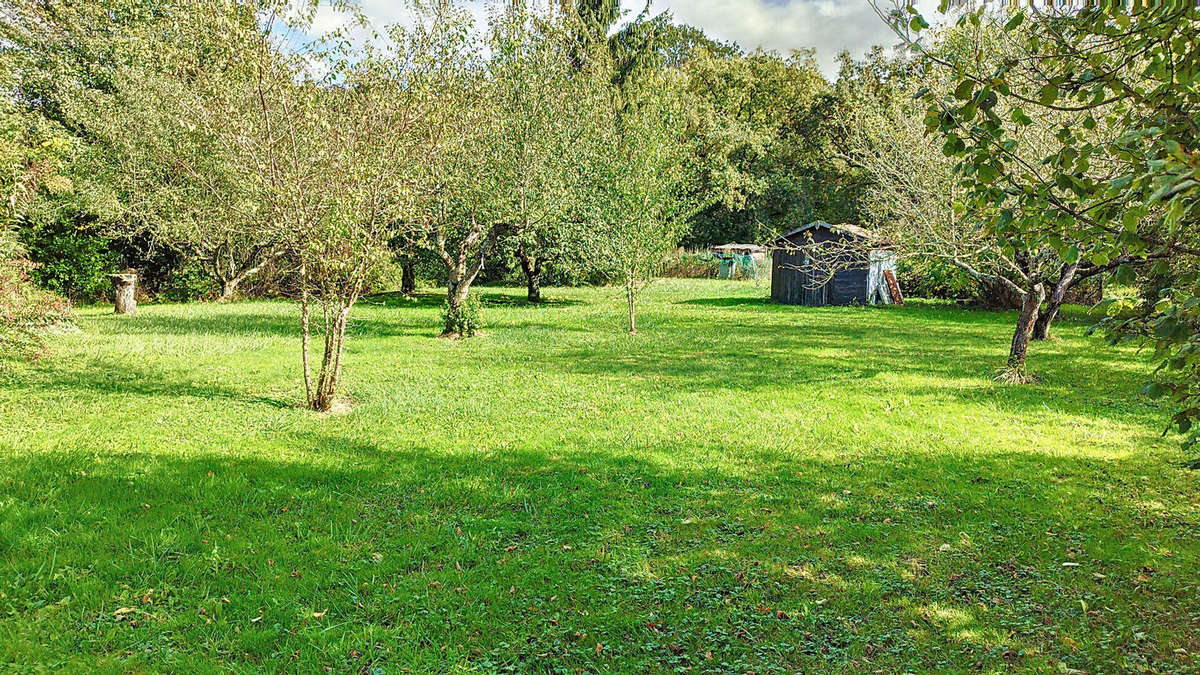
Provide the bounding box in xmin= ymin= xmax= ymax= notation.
xmin=677 ymin=296 xmax=775 ymax=308
xmin=477 ymin=292 xmax=582 ymax=309
xmin=16 ymin=356 xmax=294 ymax=408
xmin=88 ymin=290 xmax=582 ymax=341
xmin=87 ymin=307 xmax=299 ymax=338
xmin=0 ymin=434 xmax=1192 ymax=671
xmin=87 ymin=305 xmax=417 ymax=341
xmin=364 ymin=289 xmax=583 ymax=310
xmin=361 ymin=291 xmax=446 ymax=309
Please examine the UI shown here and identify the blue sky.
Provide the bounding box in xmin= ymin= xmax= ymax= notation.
xmin=307 ymin=0 xmax=944 ymax=78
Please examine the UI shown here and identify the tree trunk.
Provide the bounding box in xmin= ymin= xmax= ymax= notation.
xmin=109 ymin=273 xmax=137 ymax=315
xmin=443 ymin=273 xmax=471 ymax=337
xmin=517 ymin=249 xmax=544 ymax=303
xmin=1033 ymin=263 xmax=1079 ymax=341
xmin=218 ymin=277 xmax=239 ymax=303
xmin=434 ymin=218 xmax=494 ymax=338
xmin=1007 ymin=283 xmax=1045 ymax=372
xmin=311 ymin=307 xmax=350 ymax=412
xmin=626 ymin=281 xmax=637 ymax=334
xmin=1032 ymin=302 xmax=1062 ymax=341
xmin=401 ymin=261 xmax=417 ymax=296
xmin=300 ymin=262 xmax=314 ymax=407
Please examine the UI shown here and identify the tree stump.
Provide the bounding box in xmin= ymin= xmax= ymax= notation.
xmin=109 ymin=272 xmax=137 ymax=315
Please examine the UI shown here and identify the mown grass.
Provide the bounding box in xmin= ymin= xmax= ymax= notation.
xmin=1 ymin=279 xmax=1197 ymax=673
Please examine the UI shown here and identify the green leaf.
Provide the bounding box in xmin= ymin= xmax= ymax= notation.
xmin=1039 ymin=83 xmax=1059 ymax=106
xmin=954 ymin=80 xmax=975 ymax=101
xmin=1004 ymin=12 xmax=1025 ymax=31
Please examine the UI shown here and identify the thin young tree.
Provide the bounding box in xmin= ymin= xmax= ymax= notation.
xmin=162 ymin=6 xmax=429 ymax=411
xmin=573 ymin=73 xmax=697 ymax=333
xmin=283 ymin=20 xmax=442 ymax=411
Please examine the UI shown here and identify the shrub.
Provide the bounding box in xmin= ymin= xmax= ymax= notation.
xmin=896 ymin=258 xmax=977 ymax=301
xmin=158 ymin=262 xmax=215 ymax=303
xmin=19 ymin=212 xmax=218 ymax=303
xmin=0 ymin=258 xmax=71 ymax=363
xmin=661 ymin=250 xmax=719 ymax=279
xmin=19 ymin=215 xmax=119 ymax=302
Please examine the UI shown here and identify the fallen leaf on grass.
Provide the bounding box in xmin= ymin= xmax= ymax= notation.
xmin=312 ymin=610 xmax=326 ymax=618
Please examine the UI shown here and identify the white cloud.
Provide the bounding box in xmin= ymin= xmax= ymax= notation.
xmin=307 ymin=0 xmax=947 ymax=79
xmin=629 ymin=0 xmax=945 ymax=77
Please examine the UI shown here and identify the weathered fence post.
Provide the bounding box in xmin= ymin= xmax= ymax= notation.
xmin=109 ymin=272 xmax=137 ymax=315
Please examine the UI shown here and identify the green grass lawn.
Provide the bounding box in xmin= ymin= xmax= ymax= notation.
xmin=1 ymin=279 xmax=1198 ymax=673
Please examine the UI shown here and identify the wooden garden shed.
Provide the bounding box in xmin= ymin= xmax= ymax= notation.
xmin=771 ymin=221 xmax=899 ymax=306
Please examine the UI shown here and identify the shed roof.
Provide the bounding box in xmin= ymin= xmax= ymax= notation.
xmin=711 ymin=243 xmax=770 ymax=254
xmin=776 ymin=221 xmax=874 ymax=243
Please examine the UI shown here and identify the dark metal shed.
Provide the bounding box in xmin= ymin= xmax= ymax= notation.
xmin=771 ymin=222 xmax=897 ymax=306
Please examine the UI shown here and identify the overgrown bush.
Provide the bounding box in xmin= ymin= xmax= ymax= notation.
xmin=19 ymin=215 xmax=118 ymax=302
xmin=896 ymin=258 xmax=977 ymax=301
xmin=157 ymin=262 xmax=215 ymax=303
xmin=1 ymin=258 xmax=71 ymax=363
xmin=661 ymin=250 xmax=719 ymax=279
xmin=19 ymin=211 xmax=218 ymax=303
